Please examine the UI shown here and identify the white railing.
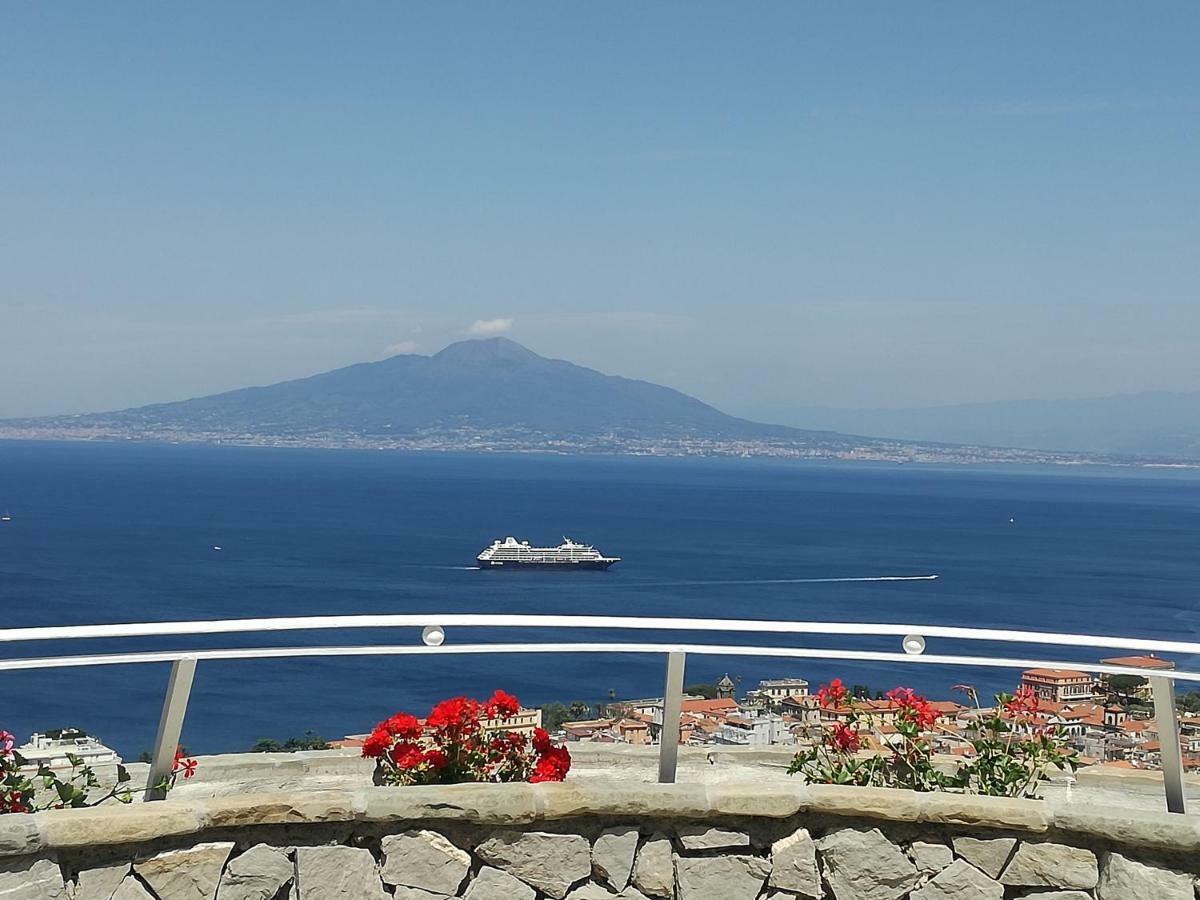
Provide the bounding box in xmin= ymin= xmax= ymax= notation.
xmin=0 ymin=614 xmax=1196 ymax=812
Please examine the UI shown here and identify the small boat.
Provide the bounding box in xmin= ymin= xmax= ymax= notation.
xmin=0 ymin=510 xmax=11 ymax=522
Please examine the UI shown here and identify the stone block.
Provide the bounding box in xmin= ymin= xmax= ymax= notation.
xmin=461 ymin=867 xmax=535 ymax=900
xmin=216 ymin=844 xmax=293 ymax=900
xmin=0 ymin=818 xmax=42 ymax=858
xmin=136 ymin=842 xmax=234 ymax=900
xmin=768 ymin=827 xmax=820 ymax=898
xmin=1053 ymin=807 xmax=1200 ymax=855
xmin=565 ymin=884 xmax=650 ymax=900
xmin=1000 ymin=842 xmax=1098 ymax=890
xmin=73 ymin=863 xmax=130 ymax=900
xmin=674 ymin=855 xmax=769 ymax=900
xmin=379 ymin=831 xmax=469 ymax=895
xmin=202 ymin=794 xmax=355 ymax=830
xmin=807 ymin=785 xmax=923 ymax=823
xmin=909 ymin=841 xmax=953 ymax=876
xmin=475 ymin=831 xmax=590 ymax=899
xmin=920 ymin=793 xmax=1049 ymax=833
xmin=391 ymin=889 xmax=450 ymax=900
xmin=1096 ymin=851 xmax=1194 ymax=900
xmin=38 ymin=806 xmax=203 ymax=850
xmin=631 ymin=833 xmax=673 ymax=899
xmin=294 ymin=846 xmax=387 ymax=900
xmin=361 ymin=784 xmax=538 ymax=825
xmin=706 ymin=783 xmax=808 ymax=818
xmin=910 ymin=859 xmax=1003 ymax=900
xmin=816 ymin=827 xmax=920 ymax=900
xmin=1013 ymin=893 xmax=1093 ymax=900
xmin=0 ymin=857 xmax=66 ymax=900
xmin=110 ymin=878 xmax=156 ymax=900
xmin=592 ymin=827 xmax=638 ymax=891
xmin=534 ymin=783 xmax=710 ymax=821
xmin=674 ymin=825 xmax=749 ymax=852
xmin=950 ymin=837 xmax=1015 ymax=880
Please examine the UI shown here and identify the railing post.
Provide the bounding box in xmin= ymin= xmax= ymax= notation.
xmin=1150 ymin=675 xmax=1186 ymax=814
xmin=657 ymin=651 xmax=686 ymax=784
xmin=145 ymin=657 xmax=196 ymax=801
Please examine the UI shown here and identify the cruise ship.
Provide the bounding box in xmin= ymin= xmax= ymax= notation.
xmin=476 ymin=537 xmax=620 ymax=570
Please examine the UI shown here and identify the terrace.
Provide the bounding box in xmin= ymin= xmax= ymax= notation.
xmin=2 ymin=613 xmax=1199 ymax=899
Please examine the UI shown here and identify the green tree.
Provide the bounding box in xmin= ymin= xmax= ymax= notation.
xmin=249 ymin=732 xmax=329 ymax=753
xmin=541 ymin=702 xmax=570 ymax=731
xmin=568 ymin=700 xmax=591 ymax=721
xmin=1106 ymin=674 xmax=1147 ymax=705
xmin=1178 ymin=691 xmax=1200 ymax=714
xmin=684 ymin=683 xmax=718 ymax=700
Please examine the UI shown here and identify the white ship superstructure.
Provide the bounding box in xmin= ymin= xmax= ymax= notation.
xmin=477 ymin=537 xmax=620 ymax=569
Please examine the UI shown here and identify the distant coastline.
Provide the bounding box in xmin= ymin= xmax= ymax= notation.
xmin=4 ymin=339 xmax=1198 ymax=471
xmin=1 ymin=424 xmax=1196 ymax=470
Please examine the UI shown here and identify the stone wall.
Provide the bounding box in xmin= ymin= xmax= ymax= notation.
xmin=0 ymin=782 xmax=1198 ymax=900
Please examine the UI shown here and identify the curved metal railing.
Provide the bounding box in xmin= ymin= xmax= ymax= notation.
xmin=0 ymin=614 xmax=1195 ymax=811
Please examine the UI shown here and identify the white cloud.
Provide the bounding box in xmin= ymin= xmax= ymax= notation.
xmin=384 ymin=340 xmax=419 ymax=355
xmin=465 ymin=318 xmax=514 ymax=337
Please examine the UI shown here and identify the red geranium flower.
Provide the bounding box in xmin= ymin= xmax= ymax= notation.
xmin=828 ymin=721 xmax=862 ymax=753
xmin=530 ymin=745 xmax=571 ymax=783
xmin=384 ymin=713 xmax=423 ymax=740
xmin=361 ymin=727 xmax=391 ymax=759
xmin=388 ymin=742 xmax=425 ymax=770
xmin=816 ymin=678 xmax=848 ymax=708
xmin=365 ymin=691 xmax=570 ymax=787
xmin=1004 ymin=686 xmax=1041 ymax=718
xmin=485 ymin=690 xmax=520 ymax=719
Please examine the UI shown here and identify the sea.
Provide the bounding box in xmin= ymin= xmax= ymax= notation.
xmin=1 ymin=439 xmax=1199 ymax=757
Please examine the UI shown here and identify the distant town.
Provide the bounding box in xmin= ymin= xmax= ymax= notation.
xmin=330 ymin=655 xmax=1200 ymax=776
xmin=3 ymin=337 xmax=1197 ymax=469
xmin=0 ymin=421 xmax=1190 ymax=469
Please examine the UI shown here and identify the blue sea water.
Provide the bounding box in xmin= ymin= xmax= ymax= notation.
xmin=1 ymin=440 xmax=1199 ymax=756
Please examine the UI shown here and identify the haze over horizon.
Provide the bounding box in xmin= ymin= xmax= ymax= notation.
xmin=3 ymin=3 xmax=1199 ymax=420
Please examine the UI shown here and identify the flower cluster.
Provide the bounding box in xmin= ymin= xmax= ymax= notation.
xmin=886 ymin=687 xmax=938 ymax=730
xmin=0 ymin=731 xmax=30 ymax=814
xmin=789 ymin=681 xmax=1076 ymax=798
xmin=815 ymin=678 xmax=848 ymax=709
xmin=1003 ymin=685 xmax=1041 ymax=718
xmin=362 ymin=691 xmax=570 ymax=787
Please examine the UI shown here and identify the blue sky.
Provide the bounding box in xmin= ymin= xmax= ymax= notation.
xmin=2 ymin=3 xmax=1198 ymax=418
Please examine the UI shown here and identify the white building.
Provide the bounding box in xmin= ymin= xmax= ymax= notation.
xmin=713 ymin=715 xmax=795 ymax=747
xmin=17 ymin=729 xmax=121 ymax=770
xmin=747 ymin=677 xmax=810 ymax=707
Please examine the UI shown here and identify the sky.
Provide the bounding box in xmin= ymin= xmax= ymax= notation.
xmin=2 ymin=3 xmax=1198 ymax=419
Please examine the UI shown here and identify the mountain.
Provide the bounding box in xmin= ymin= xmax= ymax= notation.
xmin=7 ymin=339 xmax=1187 ymax=465
xmin=9 ymin=338 xmax=850 ymax=448
xmin=761 ymin=392 xmax=1200 ymax=459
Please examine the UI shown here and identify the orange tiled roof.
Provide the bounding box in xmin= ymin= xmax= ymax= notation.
xmin=1099 ymin=655 xmax=1175 ymax=670
xmin=1022 ymin=668 xmax=1091 ymax=680
xmin=680 ymin=698 xmax=740 ymax=714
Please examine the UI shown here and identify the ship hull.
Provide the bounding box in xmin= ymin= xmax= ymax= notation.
xmin=476 ymin=559 xmax=617 ymax=570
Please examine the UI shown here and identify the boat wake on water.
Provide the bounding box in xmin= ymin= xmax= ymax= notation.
xmin=452 ymin=572 xmax=939 ymax=586
xmin=615 ymin=574 xmax=940 ymax=588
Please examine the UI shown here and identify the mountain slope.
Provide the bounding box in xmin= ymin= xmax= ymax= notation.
xmin=764 ymin=391 xmax=1200 ymax=458
xmin=39 ymin=338 xmax=834 ymax=443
